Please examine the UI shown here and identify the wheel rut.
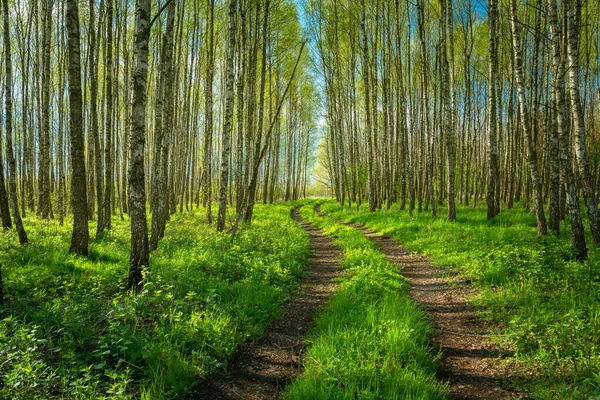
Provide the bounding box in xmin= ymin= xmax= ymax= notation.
xmin=315 ymin=205 xmax=529 ymax=400
xmin=192 ymin=206 xmax=342 ymax=399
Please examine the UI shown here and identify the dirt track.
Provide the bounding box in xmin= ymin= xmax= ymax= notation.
xmin=191 ymin=206 xmax=342 ymax=399
xmin=318 ymin=205 xmax=529 ymax=400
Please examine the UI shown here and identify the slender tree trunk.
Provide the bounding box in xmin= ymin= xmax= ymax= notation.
xmin=507 ymin=72 xmax=516 ymax=209
xmin=24 ymin=20 xmax=35 ymax=214
xmin=17 ymin=10 xmax=34 ymax=217
xmin=547 ymin=0 xmax=560 ymax=235
xmin=242 ymin=41 xmax=306 ymax=222
xmin=66 ymin=0 xmax=89 ymax=256
xmin=102 ymin=0 xmax=115 ymax=231
xmin=440 ymin=0 xmax=456 ymax=221
xmin=269 ymin=81 xmax=281 ymax=204
xmin=121 ymin=0 xmax=130 ymax=216
xmin=217 ymin=0 xmax=236 ymax=232
xmin=242 ymin=0 xmax=270 ymax=222
xmin=235 ymin=0 xmax=247 ymax=214
xmin=39 ymin=0 xmax=53 ymax=219
xmin=371 ymin=0 xmax=381 ymax=210
xmin=57 ymin=2 xmax=67 ymax=226
xmin=509 ymin=0 xmax=547 ymax=237
xmin=203 ymin=0 xmax=215 ymax=224
xmin=361 ymin=0 xmax=375 ymax=212
xmin=417 ymin=0 xmax=435 ymax=217
xmin=89 ymin=0 xmax=104 ymax=230
xmin=0 ymin=127 xmax=11 ymax=228
xmin=238 ymin=4 xmax=259 ymax=218
xmin=150 ymin=0 xmax=176 ymax=251
xmin=262 ymin=69 xmax=274 ymax=204
xmin=565 ymin=0 xmax=600 ymax=244
xmin=128 ymin=0 xmax=151 ymax=289
xmin=58 ymin=47 xmax=66 ymax=226
xmin=3 ymin=0 xmax=27 ymax=244
xmin=158 ymin=95 xmax=174 ymax=233
xmin=487 ymin=0 xmax=499 ymax=220
xmin=159 ymin=0 xmax=177 ymax=245
xmin=549 ymin=0 xmax=586 ymax=258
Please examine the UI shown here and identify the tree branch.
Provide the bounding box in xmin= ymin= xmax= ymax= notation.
xmin=150 ymin=0 xmax=175 ymax=28
xmin=257 ymin=39 xmax=308 ymax=166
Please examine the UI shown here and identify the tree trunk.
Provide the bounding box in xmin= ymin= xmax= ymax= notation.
xmin=440 ymin=0 xmax=456 ymax=221
xmin=150 ymin=0 xmax=176 ymax=251
xmin=486 ymin=0 xmax=499 ymax=220
xmin=39 ymin=0 xmax=53 ymax=219
xmin=0 ymin=127 xmax=11 ymax=228
xmin=242 ymin=40 xmax=306 ymax=222
xmin=417 ymin=0 xmax=435 ymax=218
xmin=361 ymin=0 xmax=375 ymax=212
xmin=235 ymin=0 xmax=247 ymax=214
xmin=102 ymin=0 xmax=115 ymax=231
xmin=509 ymin=0 xmax=547 ymax=237
xmin=546 ymin=0 xmax=560 ymax=235
xmin=549 ymin=0 xmax=586 ymax=258
xmin=217 ymin=0 xmax=236 ymax=232
xmin=17 ymin=9 xmax=34 ymax=216
xmin=57 ymin=2 xmax=67 ymax=226
xmin=241 ymin=0 xmax=270 ymax=222
xmin=66 ymin=0 xmax=89 ymax=256
xmin=128 ymin=0 xmax=151 ymax=289
xmin=203 ymin=0 xmax=215 ymax=224
xmin=121 ymin=0 xmax=130 ymax=216
xmin=565 ymin=0 xmax=600 ymax=244
xmin=3 ymin=0 xmax=28 ymax=244
xmin=89 ymin=0 xmax=104 ymax=229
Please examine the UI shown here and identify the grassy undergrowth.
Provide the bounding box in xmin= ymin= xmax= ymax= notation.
xmin=321 ymin=199 xmax=600 ymax=399
xmin=0 ymin=204 xmax=309 ymax=399
xmin=284 ymin=200 xmax=446 ymax=399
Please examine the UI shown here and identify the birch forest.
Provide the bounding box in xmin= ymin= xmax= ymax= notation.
xmin=0 ymin=0 xmax=599 ymax=398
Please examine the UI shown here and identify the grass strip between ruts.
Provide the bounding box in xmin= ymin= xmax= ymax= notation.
xmin=284 ymin=199 xmax=447 ymax=400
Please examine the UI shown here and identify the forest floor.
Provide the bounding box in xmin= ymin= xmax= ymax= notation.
xmin=316 ymin=205 xmax=530 ymax=400
xmin=192 ymin=206 xmax=343 ymax=399
xmin=198 ymin=203 xmax=531 ymax=399
xmin=3 ymin=200 xmax=597 ymax=399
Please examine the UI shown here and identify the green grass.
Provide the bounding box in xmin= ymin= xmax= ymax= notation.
xmin=320 ymin=199 xmax=600 ymax=399
xmin=0 ymin=204 xmax=309 ymax=399
xmin=284 ymin=200 xmax=447 ymax=400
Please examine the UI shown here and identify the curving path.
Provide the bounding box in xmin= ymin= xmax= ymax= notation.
xmin=316 ymin=205 xmax=529 ymax=400
xmin=192 ymin=206 xmax=342 ymax=399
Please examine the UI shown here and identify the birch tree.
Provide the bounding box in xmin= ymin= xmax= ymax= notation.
xmin=487 ymin=0 xmax=499 ymax=220
xmin=66 ymin=0 xmax=89 ymax=256
xmin=150 ymin=0 xmax=176 ymax=251
xmin=565 ymin=0 xmax=600 ymax=244
xmin=3 ymin=0 xmax=27 ymax=244
xmin=509 ymin=0 xmax=547 ymax=237
xmin=217 ymin=0 xmax=237 ymax=232
xmin=549 ymin=0 xmax=586 ymax=258
xmin=128 ymin=0 xmax=151 ymax=288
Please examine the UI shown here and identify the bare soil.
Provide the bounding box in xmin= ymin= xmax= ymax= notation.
xmin=191 ymin=206 xmax=342 ymax=399
xmin=317 ymin=205 xmax=530 ymax=400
